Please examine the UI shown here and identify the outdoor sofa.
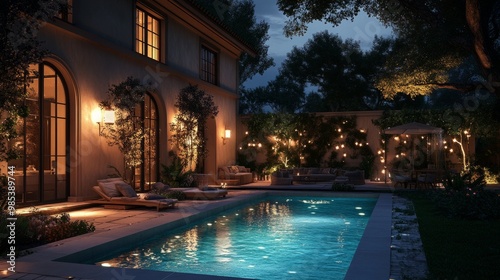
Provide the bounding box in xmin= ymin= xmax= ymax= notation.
xmin=291 ymin=167 xmax=338 ymax=182
xmin=91 ymin=178 xmax=177 ymax=211
xmin=217 ymin=165 xmax=254 ymax=185
xmin=270 ymin=171 xmax=293 ymax=185
xmin=286 ymin=168 xmax=366 ymax=185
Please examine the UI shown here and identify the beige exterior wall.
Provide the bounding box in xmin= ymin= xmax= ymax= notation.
xmin=35 ymin=0 xmax=245 ymax=201
xmin=73 ymin=0 xmax=134 ymax=48
xmin=238 ymin=111 xmax=466 ymax=182
xmin=167 ymin=19 xmax=199 ymax=76
xmin=219 ymin=52 xmax=238 ymax=91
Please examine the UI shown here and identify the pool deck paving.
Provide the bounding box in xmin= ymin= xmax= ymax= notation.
xmin=4 ymin=180 xmax=490 ymax=279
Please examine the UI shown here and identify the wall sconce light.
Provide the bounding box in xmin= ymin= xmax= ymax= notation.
xmin=222 ymin=129 xmax=231 ymax=145
xmin=92 ymin=108 xmax=115 ymax=136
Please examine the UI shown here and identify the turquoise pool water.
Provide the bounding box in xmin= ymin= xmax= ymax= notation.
xmin=92 ymin=196 xmax=376 ymax=279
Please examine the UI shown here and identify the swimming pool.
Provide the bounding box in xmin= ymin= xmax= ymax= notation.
xmin=89 ymin=196 xmax=377 ymax=279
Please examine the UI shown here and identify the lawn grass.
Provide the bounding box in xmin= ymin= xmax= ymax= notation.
xmin=400 ymin=191 xmax=500 ymax=279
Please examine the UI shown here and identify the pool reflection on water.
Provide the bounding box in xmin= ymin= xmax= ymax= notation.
xmin=94 ymin=196 xmax=377 ymax=280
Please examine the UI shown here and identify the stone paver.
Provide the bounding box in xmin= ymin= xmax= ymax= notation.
xmin=390 ymin=195 xmax=429 ymax=280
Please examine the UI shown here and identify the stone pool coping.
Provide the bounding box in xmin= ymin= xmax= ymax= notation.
xmin=1 ymin=191 xmax=391 ymax=279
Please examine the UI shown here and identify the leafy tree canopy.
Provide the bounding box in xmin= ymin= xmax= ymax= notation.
xmin=277 ymin=0 xmax=500 ymax=97
xmin=170 ymin=85 xmax=219 ymax=173
xmin=99 ymin=77 xmax=154 ymax=182
xmin=242 ymin=32 xmax=394 ymax=113
xmin=282 ymin=31 xmax=369 ymax=111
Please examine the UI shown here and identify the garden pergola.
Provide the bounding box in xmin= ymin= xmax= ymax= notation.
xmin=383 ymin=122 xmax=444 ymax=183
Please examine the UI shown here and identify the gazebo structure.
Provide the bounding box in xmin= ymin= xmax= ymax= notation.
xmin=383 ymin=122 xmax=444 ymax=183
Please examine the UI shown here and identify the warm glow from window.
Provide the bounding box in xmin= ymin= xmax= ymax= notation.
xmin=136 ymin=8 xmax=160 ymax=61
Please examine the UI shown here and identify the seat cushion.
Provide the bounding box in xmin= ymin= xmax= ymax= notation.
xmin=138 ymin=193 xmax=166 ymax=200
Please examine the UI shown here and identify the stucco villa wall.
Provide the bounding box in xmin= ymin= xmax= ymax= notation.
xmin=72 ymin=0 xmax=134 ymax=48
xmin=36 ymin=1 xmax=243 ymax=201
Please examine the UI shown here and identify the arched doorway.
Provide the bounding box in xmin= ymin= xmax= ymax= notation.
xmin=9 ymin=62 xmax=70 ymax=204
xmin=134 ymin=93 xmax=159 ymax=191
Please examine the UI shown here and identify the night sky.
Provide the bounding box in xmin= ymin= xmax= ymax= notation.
xmin=244 ymin=0 xmax=394 ymax=89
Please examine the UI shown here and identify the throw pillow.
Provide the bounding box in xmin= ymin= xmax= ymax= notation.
xmin=115 ymin=182 xmax=138 ymax=198
xmin=152 ymin=182 xmax=169 ymax=192
xmin=230 ymin=166 xmax=239 ymax=173
xmin=98 ymin=181 xmax=122 ymax=197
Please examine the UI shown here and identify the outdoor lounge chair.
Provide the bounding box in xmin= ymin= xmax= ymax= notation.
xmin=91 ymin=185 xmax=178 ymax=211
xmin=182 ymin=187 xmax=228 ymax=200
xmin=151 ymin=182 xmax=228 ymax=200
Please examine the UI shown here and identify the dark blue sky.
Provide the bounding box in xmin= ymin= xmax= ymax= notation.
xmin=243 ymin=0 xmax=393 ymax=89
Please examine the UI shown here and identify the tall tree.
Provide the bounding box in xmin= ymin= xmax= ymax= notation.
xmin=222 ymin=0 xmax=275 ymax=85
xmin=99 ymin=77 xmax=154 ymax=184
xmin=0 ymin=0 xmax=63 ymax=161
xmin=265 ymin=73 xmax=306 ymax=113
xmin=277 ymin=0 xmax=500 ymax=97
xmin=279 ymin=31 xmax=370 ymax=111
xmin=239 ymin=86 xmax=268 ymax=114
xmin=170 ymin=85 xmax=219 ymax=173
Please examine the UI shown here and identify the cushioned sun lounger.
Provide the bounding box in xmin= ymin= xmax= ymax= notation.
xmin=181 ymin=188 xmax=228 ymax=200
xmin=152 ymin=183 xmax=228 ymax=200
xmin=91 ymin=186 xmax=177 ymax=211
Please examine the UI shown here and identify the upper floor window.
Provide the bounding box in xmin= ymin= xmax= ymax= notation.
xmin=200 ymin=46 xmax=217 ymax=84
xmin=56 ymin=0 xmax=73 ymax=23
xmin=136 ymin=8 xmax=160 ymax=61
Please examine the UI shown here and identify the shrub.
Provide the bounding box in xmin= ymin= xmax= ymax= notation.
xmin=0 ymin=208 xmax=95 ymax=254
xmin=429 ymin=171 xmax=500 ymax=220
xmin=160 ymin=152 xmax=195 ymax=188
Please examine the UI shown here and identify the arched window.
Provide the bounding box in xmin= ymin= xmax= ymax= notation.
xmin=134 ymin=93 xmax=159 ymax=191
xmin=9 ymin=63 xmax=69 ymax=204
